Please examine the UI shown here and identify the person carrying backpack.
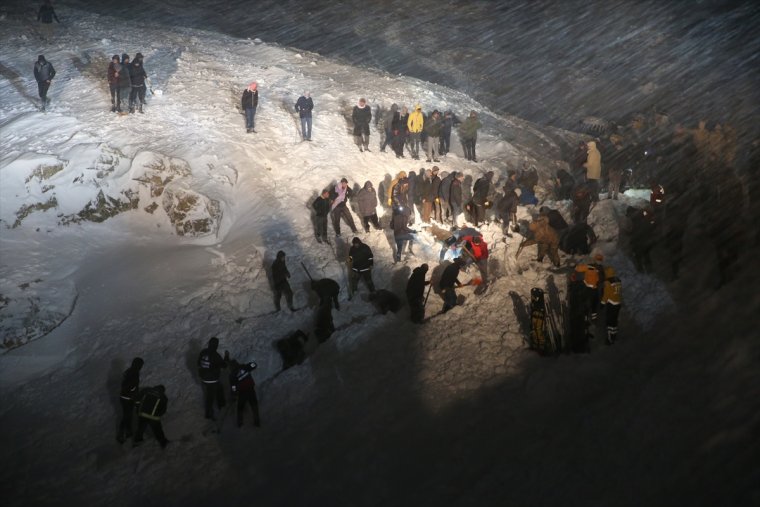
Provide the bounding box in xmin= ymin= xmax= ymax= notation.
xmin=133 ymin=385 xmax=169 ymax=448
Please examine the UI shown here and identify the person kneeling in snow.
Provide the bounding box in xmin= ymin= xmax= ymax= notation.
xmin=439 ymin=257 xmax=465 ymax=313
xmin=133 ymin=385 xmax=169 ymax=448
xmin=229 ymin=359 xmax=261 ymax=427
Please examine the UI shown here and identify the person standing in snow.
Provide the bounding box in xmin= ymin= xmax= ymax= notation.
xmin=352 ymin=98 xmax=372 ymax=152
xmin=471 ymin=171 xmax=495 ymax=227
xmin=459 ymin=110 xmax=482 ymax=162
xmin=132 ymin=385 xmax=170 ymax=448
xmin=439 ymin=110 xmax=458 ymax=156
xmin=107 ymin=55 xmax=125 ymax=113
xmin=128 ymin=52 xmax=147 ymax=114
xmin=555 ymin=168 xmax=575 ymax=201
xmin=356 ymin=181 xmax=381 ymax=233
xmin=418 ymin=169 xmax=433 ymax=223
xmin=380 ymin=103 xmax=398 ymax=152
xmin=228 ymin=359 xmax=261 ymax=427
xmin=37 ymin=0 xmax=59 ymax=41
xmin=390 ymin=106 xmax=406 ymax=158
xmin=295 ymin=91 xmax=313 ymax=141
xmin=600 ymin=266 xmax=622 ymax=344
xmin=241 ymin=82 xmax=259 ymax=133
xmin=330 ymin=177 xmax=358 ymax=237
xmin=406 ymin=263 xmax=430 ymax=323
xmin=392 ymin=211 xmax=416 ymax=263
xmin=425 ymin=110 xmax=443 ymax=162
xmin=439 ymin=257 xmax=465 ymax=313
xmin=197 ymin=337 xmax=229 ymax=420
xmin=348 ymin=237 xmax=376 ymax=297
xmin=33 ymin=55 xmax=55 ymax=111
xmin=407 ymin=104 xmax=424 ymax=160
xmin=429 ymin=166 xmax=443 ymax=223
xmin=271 ymin=250 xmax=296 ymax=312
xmin=118 ymin=54 xmax=132 ymax=109
xmin=312 ymin=188 xmax=331 ymax=244
xmin=450 ymin=172 xmax=465 ymax=226
xmin=583 ymin=140 xmax=602 ymax=202
xmin=438 ymin=170 xmax=455 ymax=224
xmin=117 ymin=357 xmax=144 ymax=444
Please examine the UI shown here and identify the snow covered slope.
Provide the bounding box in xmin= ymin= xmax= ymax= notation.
xmin=0 ymin=5 xmax=758 ymax=507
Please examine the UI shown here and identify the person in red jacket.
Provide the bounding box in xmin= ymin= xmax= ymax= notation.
xmin=461 ymin=234 xmax=489 ymax=284
xmin=229 ymin=360 xmax=261 ymax=428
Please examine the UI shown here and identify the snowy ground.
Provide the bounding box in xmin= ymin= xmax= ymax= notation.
xmin=1 ymin=6 xmax=758 ymax=507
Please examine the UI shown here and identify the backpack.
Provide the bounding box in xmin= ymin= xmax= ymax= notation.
xmin=139 ymin=388 xmax=166 ymax=419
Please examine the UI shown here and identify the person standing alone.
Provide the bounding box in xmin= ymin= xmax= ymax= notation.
xmin=242 ymin=82 xmax=259 ymax=133
xmin=33 ymin=55 xmax=55 ymax=111
xmin=295 ymin=91 xmax=313 ymax=141
xmin=37 ymin=0 xmax=59 ymax=41
xmin=352 ymin=98 xmax=372 ymax=152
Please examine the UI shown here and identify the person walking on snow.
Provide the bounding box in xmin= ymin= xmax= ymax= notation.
xmin=356 ymin=181 xmax=382 ymax=233
xmin=197 ymin=337 xmax=229 ymax=420
xmin=132 ymin=385 xmax=170 ymax=448
xmin=241 ymin=82 xmax=259 ymax=133
xmin=331 ymin=177 xmax=358 ymax=236
xmin=271 ymin=250 xmax=296 ymax=312
xmin=37 ymin=0 xmax=59 ymax=41
xmin=33 ymin=55 xmax=55 ymax=111
xmin=352 ymin=98 xmax=372 ymax=152
xmin=295 ymin=91 xmax=313 ymax=140
xmin=128 ymin=52 xmax=147 ymax=114
xmin=229 ymin=359 xmax=261 ymax=427
xmin=107 ymin=55 xmax=125 ymax=113
xmin=117 ymin=357 xmax=144 ymax=444
xmin=312 ymin=188 xmax=331 ymax=244
xmin=348 ymin=237 xmax=376 ymax=297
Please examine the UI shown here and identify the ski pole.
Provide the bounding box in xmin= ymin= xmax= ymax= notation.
xmin=300 ymin=262 xmax=313 ymax=281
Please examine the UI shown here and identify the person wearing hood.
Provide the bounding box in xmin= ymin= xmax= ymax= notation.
xmin=348 ymin=237 xmax=376 ymax=296
xmin=271 ymin=250 xmax=296 ymax=312
xmin=352 ymin=98 xmax=372 ymax=152
xmin=407 ymin=104 xmax=424 ymax=160
xmin=295 ymin=90 xmax=313 ymax=141
xmin=356 ymin=181 xmax=381 ymax=233
xmin=128 ymin=52 xmax=147 ymax=114
xmin=37 ymin=0 xmax=59 ymax=40
xmin=583 ymin=140 xmax=602 ymax=202
xmin=380 ymin=103 xmax=398 ymax=152
xmin=117 ymin=357 xmax=144 ymax=444
xmin=425 ymin=110 xmax=443 ymax=162
xmin=133 ymin=385 xmax=170 ymax=448
xmin=197 ymin=337 xmax=229 ymax=420
xmin=242 ymin=81 xmax=259 ymax=133
xmin=107 ymin=55 xmax=125 ymax=113
xmin=228 ymin=359 xmax=261 ymax=427
xmin=33 ymin=55 xmax=56 ymax=111
xmin=459 ymin=110 xmax=482 ymax=162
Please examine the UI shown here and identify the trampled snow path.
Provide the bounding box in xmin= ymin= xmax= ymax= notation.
xmin=1 ymin=6 xmax=758 ymax=507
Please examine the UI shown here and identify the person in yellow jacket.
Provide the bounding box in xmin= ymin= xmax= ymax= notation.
xmin=386 ymin=171 xmax=407 ymax=206
xmin=407 ymin=104 xmax=424 ymax=160
xmin=583 ymin=140 xmax=602 ymax=202
xmin=600 ymin=266 xmax=622 ymax=344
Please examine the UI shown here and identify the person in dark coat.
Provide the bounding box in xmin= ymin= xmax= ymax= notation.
xmin=472 ymin=171 xmax=495 ymax=226
xmin=33 ymin=55 xmax=55 ymax=110
xmin=392 ymin=210 xmax=416 ymax=262
xmin=539 ymin=206 xmax=569 ymax=233
xmin=418 ymin=169 xmax=433 ymax=223
xmin=312 ymin=188 xmax=331 ymax=244
xmin=315 ymin=299 xmax=335 ymax=343
xmin=439 ymin=110 xmax=459 ymax=156
xmin=560 ymin=222 xmax=597 ymax=255
xmin=567 ymin=272 xmax=590 ymax=353
xmin=37 ymin=0 xmax=59 ymax=40
xmin=497 ymin=187 xmax=519 ymax=237
xmin=133 ymin=385 xmax=169 ymax=448
xmin=556 ymin=168 xmax=575 ymax=200
xmin=330 ymin=178 xmax=358 ymax=236
xmin=229 ymin=359 xmax=261 ymax=427
xmin=380 ymin=103 xmax=398 ymax=152
xmin=241 ymin=82 xmax=259 ymax=132
xmin=450 ymin=173 xmax=465 ymax=226
xmin=271 ymin=250 xmax=296 ymax=311
xmin=311 ymin=278 xmax=340 ymax=310
xmin=197 ymin=337 xmax=229 ymax=420
xmin=119 ymin=54 xmax=132 ymax=106
xmin=352 ymin=98 xmax=372 ymax=152
xmin=438 ymin=171 xmax=455 ymax=223
xmin=429 ymin=166 xmax=442 ymax=222
xmin=128 ymin=52 xmax=147 ymax=114
xmin=391 ymin=107 xmax=407 ymax=158
xmin=626 ymin=206 xmax=655 ymax=272
xmin=440 ymin=257 xmax=465 ymax=313
xmin=107 ymin=55 xmax=125 ymax=113
xmin=572 ymin=184 xmax=593 ymax=224
xmin=295 ymin=91 xmax=313 ymax=140
xmin=356 ymin=181 xmax=381 ymax=232
xmin=406 ymin=263 xmax=430 ymax=323
xmin=276 ymin=330 xmax=309 ymax=369
xmin=348 ymin=237 xmax=376 ymax=296
xmin=458 ymin=110 xmax=482 ymax=162
xmin=425 ymin=110 xmax=443 ymax=162
xmin=117 ymin=357 xmax=144 ymax=443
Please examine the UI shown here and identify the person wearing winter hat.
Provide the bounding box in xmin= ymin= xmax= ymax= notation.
xmin=197 ymin=337 xmax=229 ymax=420
xmin=241 ymin=81 xmax=259 ymax=133
xmin=352 ymin=98 xmax=372 ymax=152
xmin=271 ymin=250 xmax=296 ymax=312
xmin=348 ymin=237 xmax=375 ymax=298
xmin=33 ymin=55 xmax=56 ymax=111
xmin=407 ymin=104 xmax=424 ymax=160
xmin=295 ymin=90 xmax=313 ymax=141
xmin=127 ymin=52 xmax=147 ymax=113
xmin=107 ymin=55 xmax=124 ymax=112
